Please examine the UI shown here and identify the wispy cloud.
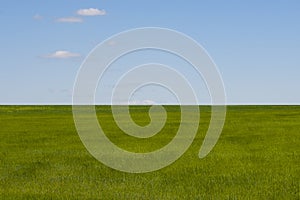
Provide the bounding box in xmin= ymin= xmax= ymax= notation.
xmin=33 ymin=14 xmax=43 ymax=20
xmin=43 ymin=51 xmax=81 ymax=59
xmin=54 ymin=8 xmax=105 ymax=23
xmin=56 ymin=17 xmax=83 ymax=23
xmin=77 ymin=8 xmax=106 ymax=16
xmin=108 ymin=40 xmax=117 ymax=46
xmin=115 ymin=100 xmax=156 ymax=105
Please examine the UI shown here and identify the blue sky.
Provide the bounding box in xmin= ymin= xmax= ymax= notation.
xmin=0 ymin=0 xmax=299 ymax=104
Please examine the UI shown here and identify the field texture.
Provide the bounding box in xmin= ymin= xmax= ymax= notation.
xmin=0 ymin=106 xmax=299 ymax=199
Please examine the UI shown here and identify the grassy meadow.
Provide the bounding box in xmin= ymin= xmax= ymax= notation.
xmin=0 ymin=105 xmax=299 ymax=199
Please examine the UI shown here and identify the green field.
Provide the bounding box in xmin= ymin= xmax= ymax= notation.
xmin=0 ymin=106 xmax=299 ymax=199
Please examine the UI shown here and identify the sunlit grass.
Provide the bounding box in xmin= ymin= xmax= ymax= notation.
xmin=0 ymin=105 xmax=299 ymax=199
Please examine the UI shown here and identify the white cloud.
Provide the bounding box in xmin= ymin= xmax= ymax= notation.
xmin=77 ymin=8 xmax=106 ymax=16
xmin=142 ymin=100 xmax=156 ymax=105
xmin=44 ymin=51 xmax=81 ymax=59
xmin=33 ymin=14 xmax=43 ymax=20
xmin=108 ymin=40 xmax=117 ymax=46
xmin=126 ymin=100 xmax=156 ymax=105
xmin=56 ymin=17 xmax=83 ymax=23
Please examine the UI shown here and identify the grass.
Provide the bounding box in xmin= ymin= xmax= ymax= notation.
xmin=0 ymin=105 xmax=299 ymax=199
